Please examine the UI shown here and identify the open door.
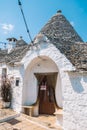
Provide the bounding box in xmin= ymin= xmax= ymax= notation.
xmin=35 ymin=73 xmax=57 ymax=115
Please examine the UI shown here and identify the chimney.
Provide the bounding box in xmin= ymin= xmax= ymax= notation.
xmin=7 ymin=37 xmax=17 ymax=53
xmin=57 ymin=10 xmax=62 ymax=14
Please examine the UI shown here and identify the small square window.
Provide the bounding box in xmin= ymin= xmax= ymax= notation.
xmin=16 ymin=78 xmax=20 ymax=86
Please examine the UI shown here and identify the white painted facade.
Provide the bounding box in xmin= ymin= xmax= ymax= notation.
xmin=63 ymin=72 xmax=87 ymax=130
xmin=0 ymin=41 xmax=87 ymax=130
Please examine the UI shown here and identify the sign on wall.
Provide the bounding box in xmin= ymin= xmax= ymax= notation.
xmin=40 ymin=85 xmax=47 ymax=90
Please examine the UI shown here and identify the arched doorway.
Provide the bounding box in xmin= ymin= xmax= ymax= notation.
xmin=23 ymin=56 xmax=62 ymax=116
xmin=35 ymin=72 xmax=57 ymax=115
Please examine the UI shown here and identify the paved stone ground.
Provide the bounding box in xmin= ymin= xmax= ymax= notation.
xmin=0 ymin=109 xmax=62 ymax=130
xmin=0 ymin=114 xmax=62 ymax=130
xmin=0 ymin=109 xmax=16 ymax=116
xmin=22 ymin=114 xmax=62 ymax=130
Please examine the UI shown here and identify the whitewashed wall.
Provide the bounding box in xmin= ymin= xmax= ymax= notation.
xmin=0 ymin=64 xmax=24 ymax=112
xmin=0 ymin=63 xmax=7 ymax=77
xmin=8 ymin=65 xmax=24 ymax=112
xmin=63 ymin=72 xmax=87 ymax=130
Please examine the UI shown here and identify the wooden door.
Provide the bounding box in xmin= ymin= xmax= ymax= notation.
xmin=39 ymin=76 xmax=55 ymax=115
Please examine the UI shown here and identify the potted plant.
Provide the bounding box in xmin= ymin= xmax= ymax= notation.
xmin=1 ymin=77 xmax=12 ymax=108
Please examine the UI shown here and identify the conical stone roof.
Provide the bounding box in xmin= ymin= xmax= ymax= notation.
xmin=40 ymin=11 xmax=83 ymax=45
xmin=39 ymin=11 xmax=87 ymax=71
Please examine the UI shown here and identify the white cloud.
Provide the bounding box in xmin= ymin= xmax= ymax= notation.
xmin=0 ymin=23 xmax=14 ymax=34
xmin=70 ymin=21 xmax=75 ymax=27
xmin=1 ymin=23 xmax=14 ymax=34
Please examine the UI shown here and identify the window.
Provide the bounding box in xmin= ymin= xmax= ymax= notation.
xmin=2 ymin=68 xmax=7 ymax=78
xmin=15 ymin=78 xmax=20 ymax=86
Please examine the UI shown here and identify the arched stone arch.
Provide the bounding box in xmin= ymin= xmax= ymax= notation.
xmin=22 ymin=55 xmax=63 ymax=115
xmin=22 ymin=43 xmax=75 ymax=72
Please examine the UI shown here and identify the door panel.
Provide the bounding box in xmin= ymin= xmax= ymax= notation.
xmin=39 ymin=76 xmax=55 ymax=115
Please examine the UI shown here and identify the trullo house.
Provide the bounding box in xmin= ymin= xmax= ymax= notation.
xmin=0 ymin=11 xmax=87 ymax=130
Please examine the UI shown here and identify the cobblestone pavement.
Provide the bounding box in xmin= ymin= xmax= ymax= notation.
xmin=0 ymin=114 xmax=62 ymax=130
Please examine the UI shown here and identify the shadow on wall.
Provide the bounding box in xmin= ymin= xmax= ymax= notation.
xmin=82 ymin=76 xmax=87 ymax=83
xmin=69 ymin=76 xmax=85 ymax=93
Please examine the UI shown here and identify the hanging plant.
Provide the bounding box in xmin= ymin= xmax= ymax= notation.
xmin=1 ymin=76 xmax=12 ymax=108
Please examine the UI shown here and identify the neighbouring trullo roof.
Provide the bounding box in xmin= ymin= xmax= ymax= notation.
xmin=0 ymin=11 xmax=87 ymax=71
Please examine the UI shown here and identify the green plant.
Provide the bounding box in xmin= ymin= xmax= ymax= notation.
xmin=1 ymin=77 xmax=12 ymax=102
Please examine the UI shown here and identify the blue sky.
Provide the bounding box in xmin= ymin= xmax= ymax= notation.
xmin=0 ymin=0 xmax=87 ymax=48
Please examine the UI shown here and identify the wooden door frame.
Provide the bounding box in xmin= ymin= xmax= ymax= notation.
xmin=34 ymin=72 xmax=58 ymax=114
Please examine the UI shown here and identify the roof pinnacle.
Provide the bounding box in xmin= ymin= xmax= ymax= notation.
xmin=57 ymin=10 xmax=62 ymax=14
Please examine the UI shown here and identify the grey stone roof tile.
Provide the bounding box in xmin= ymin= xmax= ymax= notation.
xmin=39 ymin=12 xmax=87 ymax=71
xmin=40 ymin=13 xmax=83 ymax=44
xmin=6 ymin=45 xmax=30 ymax=64
xmin=0 ymin=40 xmax=30 ymax=64
xmin=16 ymin=39 xmax=27 ymax=47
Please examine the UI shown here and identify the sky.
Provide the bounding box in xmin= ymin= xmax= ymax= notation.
xmin=0 ymin=0 xmax=87 ymax=48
